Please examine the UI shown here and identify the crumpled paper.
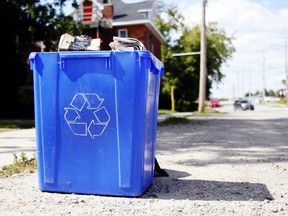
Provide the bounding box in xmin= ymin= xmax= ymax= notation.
xmin=58 ymin=33 xmax=101 ymax=51
xmin=58 ymin=34 xmax=145 ymax=51
xmin=109 ymin=36 xmax=146 ymax=51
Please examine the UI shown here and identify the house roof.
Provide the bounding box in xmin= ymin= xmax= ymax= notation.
xmin=111 ymin=0 xmax=165 ymax=43
xmin=111 ymin=0 xmax=154 ymax=22
xmin=71 ymin=0 xmax=165 ymax=43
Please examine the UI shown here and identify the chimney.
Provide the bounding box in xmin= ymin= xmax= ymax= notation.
xmin=103 ymin=3 xmax=113 ymax=19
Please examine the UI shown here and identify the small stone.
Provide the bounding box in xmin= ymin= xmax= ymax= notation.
xmin=271 ymin=207 xmax=278 ymax=213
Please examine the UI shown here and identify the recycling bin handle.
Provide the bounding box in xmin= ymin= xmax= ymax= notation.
xmin=59 ymin=51 xmax=112 ymax=69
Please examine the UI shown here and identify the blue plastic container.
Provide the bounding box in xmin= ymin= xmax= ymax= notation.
xmin=29 ymin=51 xmax=164 ymax=197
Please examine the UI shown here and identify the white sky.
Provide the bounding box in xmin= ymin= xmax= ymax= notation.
xmin=68 ymin=0 xmax=288 ymax=99
xmin=124 ymin=0 xmax=288 ymax=99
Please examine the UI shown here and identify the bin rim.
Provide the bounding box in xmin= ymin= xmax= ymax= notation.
xmin=29 ymin=50 xmax=164 ymax=77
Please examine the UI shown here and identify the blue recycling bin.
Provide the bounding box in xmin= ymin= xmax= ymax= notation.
xmin=29 ymin=50 xmax=164 ymax=197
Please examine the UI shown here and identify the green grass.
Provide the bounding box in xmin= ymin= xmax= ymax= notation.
xmin=157 ymin=106 xmax=226 ymax=126
xmin=0 ymin=120 xmax=35 ymax=132
xmin=158 ymin=109 xmax=175 ymax=115
xmin=273 ymin=99 xmax=288 ymax=105
xmin=193 ymin=108 xmax=225 ymax=115
xmin=0 ymin=153 xmax=37 ymax=178
xmin=158 ymin=116 xmax=190 ymax=126
xmin=276 ymin=99 xmax=287 ymax=104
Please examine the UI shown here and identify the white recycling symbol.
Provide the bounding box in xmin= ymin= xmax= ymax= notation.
xmin=64 ymin=93 xmax=110 ymax=138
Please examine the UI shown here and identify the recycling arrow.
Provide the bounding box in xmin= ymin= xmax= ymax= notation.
xmin=64 ymin=93 xmax=110 ymax=138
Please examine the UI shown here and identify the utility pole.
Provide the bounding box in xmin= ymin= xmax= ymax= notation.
xmin=248 ymin=68 xmax=251 ymax=100
xmin=198 ymin=0 xmax=207 ymax=112
xmin=285 ymin=37 xmax=288 ymax=105
xmin=262 ymin=52 xmax=266 ymax=104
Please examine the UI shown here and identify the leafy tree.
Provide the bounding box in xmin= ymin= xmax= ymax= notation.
xmin=155 ymin=2 xmax=235 ymax=111
xmin=154 ymin=1 xmax=186 ymax=111
xmin=246 ymin=89 xmax=276 ymax=97
xmin=0 ymin=0 xmax=84 ymax=118
xmin=174 ymin=22 xmax=235 ymax=110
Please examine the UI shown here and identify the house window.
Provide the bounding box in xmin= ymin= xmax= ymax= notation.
xmin=118 ymin=29 xmax=128 ymax=38
xmin=138 ymin=9 xmax=152 ymax=20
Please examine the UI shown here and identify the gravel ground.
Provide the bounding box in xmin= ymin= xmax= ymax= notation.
xmin=1 ymin=102 xmax=288 ymax=216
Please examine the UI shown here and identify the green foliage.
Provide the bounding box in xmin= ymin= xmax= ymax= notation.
xmin=0 ymin=0 xmax=85 ymax=118
xmin=245 ymin=88 xmax=277 ymax=97
xmin=154 ymin=1 xmax=185 ymax=46
xmin=154 ymin=4 xmax=235 ymax=112
xmin=171 ymin=23 xmax=234 ymax=111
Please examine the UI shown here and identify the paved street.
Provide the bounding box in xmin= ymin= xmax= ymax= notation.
xmin=0 ymin=101 xmax=288 ymax=215
xmin=216 ymin=100 xmax=288 ymax=120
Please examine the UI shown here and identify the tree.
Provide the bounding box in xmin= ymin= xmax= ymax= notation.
xmin=173 ymin=23 xmax=235 ymax=111
xmin=154 ymin=2 xmax=235 ymax=111
xmin=154 ymin=1 xmax=186 ymax=111
xmin=0 ymin=0 xmax=84 ymax=118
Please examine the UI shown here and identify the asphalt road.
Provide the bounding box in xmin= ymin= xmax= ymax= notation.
xmin=0 ymin=101 xmax=287 ymax=215
xmin=210 ymin=100 xmax=288 ymax=120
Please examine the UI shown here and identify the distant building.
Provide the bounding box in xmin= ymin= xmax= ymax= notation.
xmin=71 ymin=0 xmax=165 ymax=59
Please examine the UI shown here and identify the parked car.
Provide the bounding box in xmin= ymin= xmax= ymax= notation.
xmin=209 ymin=98 xmax=220 ymax=107
xmin=233 ymin=99 xmax=254 ymax=111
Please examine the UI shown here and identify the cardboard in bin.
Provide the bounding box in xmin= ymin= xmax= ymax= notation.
xmin=29 ymin=50 xmax=164 ymax=197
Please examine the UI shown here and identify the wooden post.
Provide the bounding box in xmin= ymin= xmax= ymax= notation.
xmin=198 ymin=0 xmax=207 ymax=112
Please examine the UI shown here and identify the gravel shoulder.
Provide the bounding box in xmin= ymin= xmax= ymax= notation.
xmin=0 ymin=102 xmax=288 ymax=215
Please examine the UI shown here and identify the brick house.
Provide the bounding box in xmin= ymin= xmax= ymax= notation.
xmin=72 ymin=0 xmax=165 ymax=59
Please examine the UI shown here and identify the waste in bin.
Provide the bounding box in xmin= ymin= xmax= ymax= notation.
xmin=29 ymin=50 xmax=164 ymax=197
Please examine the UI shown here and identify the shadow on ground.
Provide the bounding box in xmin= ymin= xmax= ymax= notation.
xmin=143 ymin=169 xmax=273 ymax=201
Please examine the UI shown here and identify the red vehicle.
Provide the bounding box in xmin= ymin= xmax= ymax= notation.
xmin=209 ymin=98 xmax=220 ymax=107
